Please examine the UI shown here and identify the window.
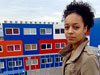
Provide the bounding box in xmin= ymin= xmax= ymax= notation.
xmin=6 ymin=29 xmax=12 ymax=34
xmin=40 ymin=28 xmax=52 ymax=35
xmin=55 ymin=57 xmax=62 ymax=62
xmin=47 ymin=58 xmax=52 ymax=63
xmin=8 ymin=60 xmax=22 ymax=68
xmin=8 ymin=61 xmax=15 ymax=68
xmin=24 ymin=28 xmax=36 ymax=35
xmin=55 ymin=43 xmax=65 ymax=49
xmin=7 ymin=45 xmax=14 ymax=51
xmin=41 ymin=44 xmax=46 ymax=49
xmin=41 ymin=59 xmax=46 ymax=64
xmin=55 ymin=29 xmax=60 ymax=34
xmin=31 ymin=59 xmax=38 ymax=65
xmin=40 ymin=29 xmax=45 ymax=35
xmin=5 ymin=28 xmax=20 ymax=35
xmin=15 ymin=45 xmax=20 ymax=51
xmin=7 ymin=45 xmax=21 ymax=51
xmin=16 ymin=60 xmax=22 ymax=67
xmin=46 ymin=28 xmax=51 ymax=34
xmin=55 ymin=43 xmax=60 ymax=48
xmin=61 ymin=43 xmax=65 ymax=48
xmin=61 ymin=29 xmax=64 ymax=33
xmin=0 ymin=45 xmax=3 ymax=52
xmin=26 ymin=59 xmax=38 ymax=66
xmin=25 ymin=44 xmax=37 ymax=51
xmin=41 ymin=58 xmax=52 ymax=64
xmin=55 ymin=29 xmax=64 ymax=34
xmin=13 ymin=28 xmax=19 ymax=34
xmin=41 ymin=43 xmax=52 ymax=50
xmin=0 ymin=62 xmax=4 ymax=69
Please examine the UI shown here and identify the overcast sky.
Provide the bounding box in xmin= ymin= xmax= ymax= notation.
xmin=0 ymin=0 xmax=100 ymax=22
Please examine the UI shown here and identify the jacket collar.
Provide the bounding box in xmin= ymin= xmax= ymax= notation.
xmin=59 ymin=43 xmax=73 ymax=57
xmin=59 ymin=38 xmax=89 ymax=63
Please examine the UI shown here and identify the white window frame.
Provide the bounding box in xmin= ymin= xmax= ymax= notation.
xmin=31 ymin=59 xmax=38 ymax=65
xmin=61 ymin=29 xmax=64 ymax=34
xmin=40 ymin=28 xmax=52 ymax=35
xmin=8 ymin=60 xmax=22 ymax=68
xmin=47 ymin=57 xmax=52 ymax=64
xmin=55 ymin=29 xmax=60 ymax=34
xmin=8 ymin=61 xmax=16 ymax=68
xmin=41 ymin=58 xmax=52 ymax=64
xmin=0 ymin=62 xmax=4 ymax=69
xmin=0 ymin=45 xmax=3 ymax=52
xmin=24 ymin=28 xmax=37 ymax=35
xmin=25 ymin=44 xmax=37 ymax=51
xmin=16 ymin=60 xmax=22 ymax=67
xmin=41 ymin=58 xmax=47 ymax=64
xmin=55 ymin=43 xmax=65 ymax=49
xmin=61 ymin=43 xmax=65 ymax=48
xmin=7 ymin=44 xmax=21 ymax=52
xmin=26 ymin=60 xmax=29 ymax=66
xmin=5 ymin=28 xmax=20 ymax=35
xmin=55 ymin=28 xmax=64 ymax=34
xmin=55 ymin=57 xmax=62 ymax=63
xmin=41 ymin=43 xmax=52 ymax=50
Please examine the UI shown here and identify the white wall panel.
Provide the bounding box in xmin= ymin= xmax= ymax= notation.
xmin=53 ymin=22 xmax=66 ymax=39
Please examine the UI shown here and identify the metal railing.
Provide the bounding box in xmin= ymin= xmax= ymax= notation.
xmin=0 ymin=53 xmax=62 ymax=75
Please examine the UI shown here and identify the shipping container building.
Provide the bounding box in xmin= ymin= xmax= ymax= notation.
xmin=39 ymin=39 xmax=67 ymax=54
xmin=53 ymin=22 xmax=65 ymax=39
xmin=3 ymin=23 xmax=53 ymax=41
xmin=0 ymin=40 xmax=23 ymax=57
xmin=0 ymin=57 xmax=27 ymax=75
xmin=24 ymin=56 xmax=40 ymax=70
xmin=90 ymin=18 xmax=100 ymax=47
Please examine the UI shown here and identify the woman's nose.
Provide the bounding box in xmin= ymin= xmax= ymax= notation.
xmin=68 ymin=27 xmax=74 ymax=33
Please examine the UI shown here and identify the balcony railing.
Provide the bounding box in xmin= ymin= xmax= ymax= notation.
xmin=0 ymin=53 xmax=62 ymax=75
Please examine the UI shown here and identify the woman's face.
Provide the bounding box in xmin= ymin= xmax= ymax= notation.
xmin=64 ymin=13 xmax=87 ymax=45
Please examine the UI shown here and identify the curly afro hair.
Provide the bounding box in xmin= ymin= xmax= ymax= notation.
xmin=63 ymin=1 xmax=95 ymax=31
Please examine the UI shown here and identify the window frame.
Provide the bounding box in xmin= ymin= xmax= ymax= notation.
xmin=40 ymin=28 xmax=52 ymax=35
xmin=8 ymin=60 xmax=22 ymax=68
xmin=16 ymin=60 xmax=22 ymax=67
xmin=0 ymin=45 xmax=3 ymax=52
xmin=26 ymin=60 xmax=29 ymax=66
xmin=25 ymin=44 xmax=37 ymax=51
xmin=55 ymin=57 xmax=62 ymax=63
xmin=55 ymin=29 xmax=60 ymax=34
xmin=0 ymin=62 xmax=4 ymax=69
xmin=26 ymin=59 xmax=38 ymax=66
xmin=41 ymin=43 xmax=52 ymax=50
xmin=55 ymin=43 xmax=65 ymax=49
xmin=61 ymin=29 xmax=64 ymax=34
xmin=8 ymin=61 xmax=16 ymax=68
xmin=24 ymin=28 xmax=37 ymax=35
xmin=55 ymin=28 xmax=64 ymax=34
xmin=7 ymin=44 xmax=21 ymax=52
xmin=31 ymin=59 xmax=38 ymax=65
xmin=5 ymin=28 xmax=20 ymax=35
xmin=41 ymin=58 xmax=52 ymax=64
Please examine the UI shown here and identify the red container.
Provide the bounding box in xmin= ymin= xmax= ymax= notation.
xmin=0 ymin=40 xmax=23 ymax=57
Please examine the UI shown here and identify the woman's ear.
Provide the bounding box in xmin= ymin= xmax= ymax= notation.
xmin=84 ymin=26 xmax=88 ymax=33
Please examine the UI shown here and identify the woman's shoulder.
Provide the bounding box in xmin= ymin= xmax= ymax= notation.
xmin=84 ymin=45 xmax=99 ymax=56
xmin=82 ymin=45 xmax=99 ymax=63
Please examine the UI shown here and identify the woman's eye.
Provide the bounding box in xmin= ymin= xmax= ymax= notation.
xmin=73 ymin=26 xmax=79 ymax=29
xmin=65 ymin=26 xmax=69 ymax=30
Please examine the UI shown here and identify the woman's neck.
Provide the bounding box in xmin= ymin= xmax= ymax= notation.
xmin=72 ymin=38 xmax=86 ymax=50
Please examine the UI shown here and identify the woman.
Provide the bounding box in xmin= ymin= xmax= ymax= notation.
xmin=59 ymin=1 xmax=99 ymax=75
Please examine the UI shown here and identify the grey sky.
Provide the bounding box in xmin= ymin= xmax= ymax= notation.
xmin=0 ymin=0 xmax=100 ymax=22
